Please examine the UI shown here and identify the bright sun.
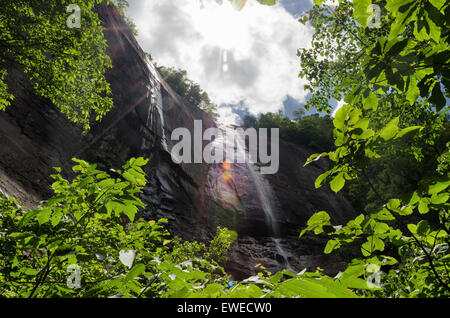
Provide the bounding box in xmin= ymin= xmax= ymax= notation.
xmin=191 ymin=1 xmax=248 ymax=50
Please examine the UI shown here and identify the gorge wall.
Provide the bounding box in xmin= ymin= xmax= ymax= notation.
xmin=0 ymin=2 xmax=358 ymax=280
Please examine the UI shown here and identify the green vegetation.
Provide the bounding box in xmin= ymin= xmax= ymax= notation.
xmin=0 ymin=158 xmax=362 ymax=298
xmin=243 ymin=111 xmax=335 ymax=152
xmin=157 ymin=66 xmax=220 ymax=121
xmin=300 ymin=0 xmax=449 ymax=297
xmin=0 ymin=0 xmax=114 ymax=131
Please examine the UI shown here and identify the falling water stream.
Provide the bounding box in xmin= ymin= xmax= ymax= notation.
xmin=209 ymin=126 xmax=293 ymax=271
xmin=142 ymin=59 xmax=168 ymax=152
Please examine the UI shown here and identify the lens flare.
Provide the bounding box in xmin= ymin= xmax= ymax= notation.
xmin=222 ymin=161 xmax=232 ymax=170
xmin=222 ymin=161 xmax=232 ymax=182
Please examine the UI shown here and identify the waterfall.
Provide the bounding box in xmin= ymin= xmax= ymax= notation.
xmin=141 ymin=58 xmax=168 ymax=152
xmin=273 ymin=238 xmax=294 ymax=272
xmin=208 ymin=125 xmax=279 ymax=233
xmin=208 ymin=126 xmax=293 ymax=271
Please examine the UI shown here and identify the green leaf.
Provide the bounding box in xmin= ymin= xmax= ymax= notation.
xmin=133 ymin=157 xmax=149 ymax=167
xmin=379 ymin=117 xmax=399 ymax=141
xmin=20 ymin=210 xmax=40 ymax=226
xmin=202 ymin=283 xmax=224 ymax=297
xmin=308 ymin=211 xmax=331 ymax=227
xmin=125 ymin=263 xmax=145 ymax=282
xmin=373 ymin=222 xmax=389 ymax=234
xmin=405 ymin=76 xmax=420 ymax=105
xmin=300 ymin=211 xmax=331 ymax=238
xmin=330 ymin=172 xmax=346 ymax=193
xmin=395 ymin=126 xmax=422 ymax=139
xmin=122 ymin=204 xmax=137 ymax=222
xmin=430 ymin=193 xmax=449 ymax=205
xmin=353 ymin=0 xmax=372 ymax=27
xmin=373 ymin=208 xmax=395 ymax=220
xmin=407 ymin=223 xmax=417 ymax=234
xmin=428 ymin=179 xmax=450 ymax=195
xmin=358 ymin=129 xmax=375 ymax=140
xmin=354 ymin=118 xmax=370 ymax=131
xmin=363 ymin=91 xmax=378 ymax=110
xmin=315 ymin=170 xmax=332 ymax=189
xmin=51 ymin=210 xmax=63 ymax=227
xmin=386 ymin=198 xmax=401 ymax=210
xmin=21 ymin=268 xmax=39 ymax=276
xmin=276 ymin=277 xmax=357 ymax=298
xmin=333 ymin=104 xmax=352 ymax=131
xmin=362 ymin=236 xmax=385 ymax=256
xmin=418 ymin=199 xmax=430 ymax=214
xmin=36 ymin=208 xmax=52 ymax=225
xmin=304 ymin=152 xmax=328 ymax=166
xmin=397 ymin=206 xmax=413 ymax=216
xmin=324 ymin=239 xmax=340 ymax=254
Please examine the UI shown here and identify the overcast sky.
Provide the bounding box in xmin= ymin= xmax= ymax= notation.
xmin=125 ymin=0 xmax=317 ymax=125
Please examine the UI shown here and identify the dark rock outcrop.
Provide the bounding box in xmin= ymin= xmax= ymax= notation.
xmin=0 ymin=2 xmax=358 ymax=280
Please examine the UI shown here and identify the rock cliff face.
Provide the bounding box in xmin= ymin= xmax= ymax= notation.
xmin=0 ymin=3 xmax=357 ymax=280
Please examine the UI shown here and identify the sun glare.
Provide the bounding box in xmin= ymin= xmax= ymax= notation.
xmin=192 ymin=1 xmax=247 ymax=50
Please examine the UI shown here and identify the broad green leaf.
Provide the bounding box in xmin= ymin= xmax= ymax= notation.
xmin=379 ymin=117 xmax=399 ymax=141
xmin=330 ymin=172 xmax=346 ymax=193
xmin=51 ymin=210 xmax=63 ymax=227
xmin=363 ymin=91 xmax=378 ymax=110
xmin=358 ymin=129 xmax=375 ymax=140
xmin=354 ymin=118 xmax=370 ymax=131
xmin=428 ymin=179 xmax=450 ymax=195
xmin=122 ymin=204 xmax=137 ymax=222
xmin=20 ymin=210 xmax=40 ymax=226
xmin=333 ymin=104 xmax=352 ymax=131
xmin=133 ymin=157 xmax=149 ymax=167
xmin=362 ymin=236 xmax=385 ymax=256
xmin=396 ymin=206 xmax=413 ymax=216
xmin=418 ymin=199 xmax=430 ymax=214
xmin=373 ymin=208 xmax=395 ymax=220
xmin=324 ymin=239 xmax=340 ymax=254
xmin=430 ymin=193 xmax=449 ymax=205
xmin=405 ymin=76 xmax=420 ymax=105
xmin=353 ymin=0 xmax=372 ymax=27
xmin=307 ymin=211 xmax=331 ymax=227
xmin=125 ymin=263 xmax=145 ymax=282
xmin=407 ymin=223 xmax=417 ymax=234
xmin=202 ymin=283 xmax=224 ymax=297
xmin=276 ymin=277 xmax=357 ymax=298
xmin=315 ymin=170 xmax=332 ymax=188
xmin=21 ymin=268 xmax=39 ymax=276
xmin=300 ymin=211 xmax=331 ymax=238
xmin=373 ymin=222 xmax=389 ymax=234
xmin=36 ymin=208 xmax=52 ymax=225
xmin=395 ymin=126 xmax=422 ymax=139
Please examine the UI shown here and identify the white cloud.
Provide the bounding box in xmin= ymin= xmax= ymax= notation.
xmin=217 ymin=105 xmax=241 ymax=126
xmin=126 ymin=0 xmax=313 ymax=125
